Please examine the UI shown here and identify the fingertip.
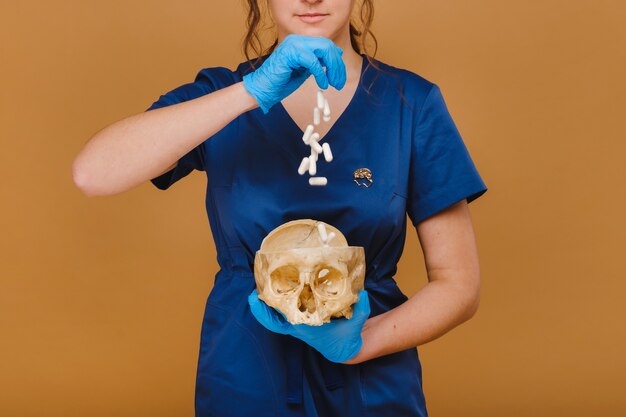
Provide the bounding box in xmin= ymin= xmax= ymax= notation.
xmin=248 ymin=289 xmax=259 ymax=302
xmin=328 ymin=70 xmax=344 ymax=91
xmin=316 ymin=76 xmax=329 ymax=90
xmin=357 ymin=290 xmax=370 ymax=310
xmin=322 ymin=73 xmax=330 ymax=89
xmin=333 ymin=57 xmax=347 ymax=90
xmin=248 ymin=296 xmax=261 ymax=318
xmin=310 ymin=64 xmax=329 ymax=90
xmin=330 ymin=78 xmax=344 ymax=91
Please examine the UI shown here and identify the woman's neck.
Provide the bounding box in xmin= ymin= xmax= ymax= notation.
xmin=329 ymin=27 xmax=363 ymax=81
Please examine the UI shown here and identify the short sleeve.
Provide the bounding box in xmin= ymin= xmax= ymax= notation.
xmin=145 ymin=82 xmax=209 ymax=190
xmin=407 ymin=83 xmax=488 ymax=226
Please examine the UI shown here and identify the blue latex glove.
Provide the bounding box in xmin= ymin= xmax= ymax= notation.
xmin=248 ymin=289 xmax=370 ymax=363
xmin=242 ymin=34 xmax=347 ymax=113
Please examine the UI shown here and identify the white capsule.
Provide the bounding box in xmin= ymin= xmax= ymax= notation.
xmin=323 ymin=98 xmax=331 ymax=117
xmin=310 ymin=132 xmax=320 ymax=142
xmin=317 ymin=223 xmax=328 ymax=242
xmin=308 ymin=156 xmax=317 ymax=176
xmin=317 ymin=91 xmax=325 ymax=109
xmin=309 ymin=177 xmax=327 ymax=186
xmin=310 ymin=147 xmax=319 ymax=162
xmin=302 ymin=124 xmax=314 ymax=144
xmin=297 ymin=157 xmax=310 ymax=175
xmin=323 ymin=114 xmax=331 ymax=122
xmin=326 ymin=231 xmax=336 ymax=243
xmin=322 ymin=143 xmax=333 ymax=162
xmin=313 ymin=107 xmax=321 ymax=126
xmin=310 ymin=139 xmax=323 ymax=154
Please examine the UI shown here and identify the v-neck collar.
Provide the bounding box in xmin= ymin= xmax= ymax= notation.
xmin=255 ymin=54 xmax=371 ymax=167
xmin=243 ymin=54 xmax=373 ymax=168
xmin=276 ymin=54 xmax=368 ymax=143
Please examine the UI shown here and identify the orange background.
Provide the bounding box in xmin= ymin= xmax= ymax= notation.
xmin=2 ymin=0 xmax=625 ymax=416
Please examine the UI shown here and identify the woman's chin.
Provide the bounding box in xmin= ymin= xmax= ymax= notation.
xmin=287 ymin=26 xmax=333 ymax=39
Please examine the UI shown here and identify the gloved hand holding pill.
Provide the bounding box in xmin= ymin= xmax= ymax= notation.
xmin=242 ymin=34 xmax=347 ymax=113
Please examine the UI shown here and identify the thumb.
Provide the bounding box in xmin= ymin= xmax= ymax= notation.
xmin=353 ymin=290 xmax=371 ymax=321
xmin=248 ymin=290 xmax=290 ymax=334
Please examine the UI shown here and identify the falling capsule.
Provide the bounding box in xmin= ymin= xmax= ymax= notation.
xmin=302 ymin=124 xmax=314 ymax=144
xmin=310 ymin=138 xmax=323 ymax=154
xmin=322 ymin=143 xmax=333 ymax=162
xmin=323 ymin=98 xmax=331 ymax=118
xmin=297 ymin=157 xmax=310 ymax=175
xmin=317 ymin=91 xmax=325 ymax=109
xmin=313 ymin=107 xmax=321 ymax=125
xmin=308 ymin=155 xmax=317 ymax=176
xmin=309 ymin=177 xmax=327 ymax=186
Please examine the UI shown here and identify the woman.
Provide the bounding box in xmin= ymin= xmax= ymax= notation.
xmin=73 ymin=0 xmax=488 ymax=416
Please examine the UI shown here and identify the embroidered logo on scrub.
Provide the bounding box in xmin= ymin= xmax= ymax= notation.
xmin=353 ymin=168 xmax=373 ymax=188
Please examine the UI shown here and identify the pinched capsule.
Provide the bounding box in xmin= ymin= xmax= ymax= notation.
xmin=310 ymin=147 xmax=319 ymax=162
xmin=302 ymin=124 xmax=314 ymax=144
xmin=313 ymin=107 xmax=321 ymax=126
xmin=321 ymin=143 xmax=333 ymax=162
xmin=317 ymin=91 xmax=325 ymax=109
xmin=297 ymin=157 xmax=310 ymax=175
xmin=309 ymin=177 xmax=327 ymax=186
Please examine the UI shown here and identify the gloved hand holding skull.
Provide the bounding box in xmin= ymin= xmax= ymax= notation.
xmin=248 ymin=219 xmax=369 ymax=363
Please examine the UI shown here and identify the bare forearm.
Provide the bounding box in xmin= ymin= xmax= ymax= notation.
xmin=73 ymin=81 xmax=258 ymax=196
xmin=345 ymin=278 xmax=480 ymax=364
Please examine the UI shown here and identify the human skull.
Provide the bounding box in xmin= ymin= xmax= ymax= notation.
xmin=254 ymin=219 xmax=365 ymax=326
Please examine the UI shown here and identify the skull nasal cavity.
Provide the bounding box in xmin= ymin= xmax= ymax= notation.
xmin=298 ymin=285 xmax=316 ymax=313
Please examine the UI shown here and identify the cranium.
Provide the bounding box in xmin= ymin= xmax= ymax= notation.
xmin=254 ymin=219 xmax=365 ymax=326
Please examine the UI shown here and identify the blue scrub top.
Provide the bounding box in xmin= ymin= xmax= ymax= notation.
xmin=146 ymin=54 xmax=487 ymax=417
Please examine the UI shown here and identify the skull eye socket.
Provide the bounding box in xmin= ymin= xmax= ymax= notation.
xmin=314 ymin=267 xmax=344 ymax=297
xmin=270 ymin=265 xmax=300 ymax=294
